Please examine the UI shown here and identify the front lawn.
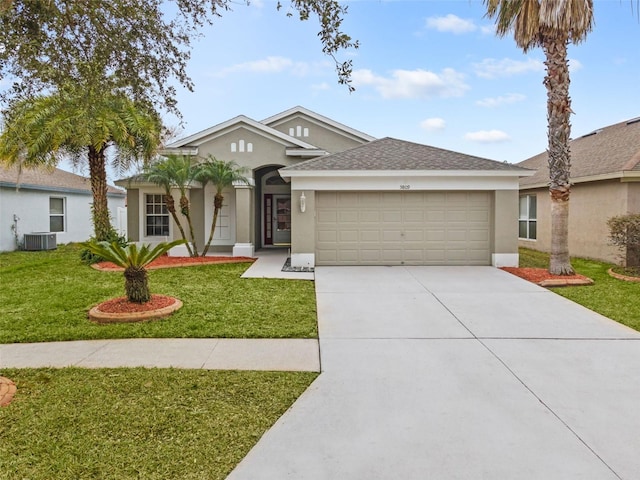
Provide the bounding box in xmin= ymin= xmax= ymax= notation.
xmin=0 ymin=244 xmax=317 ymax=343
xmin=0 ymin=367 xmax=317 ymax=479
xmin=518 ymin=248 xmax=640 ymax=332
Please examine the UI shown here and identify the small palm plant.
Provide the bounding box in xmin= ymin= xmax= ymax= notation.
xmin=83 ymin=239 xmax=185 ymax=303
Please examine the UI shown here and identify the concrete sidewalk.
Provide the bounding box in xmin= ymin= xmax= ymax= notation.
xmin=228 ymin=266 xmax=640 ymax=480
xmin=0 ymin=338 xmax=320 ymax=371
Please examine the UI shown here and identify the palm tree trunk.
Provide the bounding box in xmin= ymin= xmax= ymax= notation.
xmin=202 ymin=192 xmax=224 ymax=256
xmin=124 ymin=266 xmax=150 ymax=303
xmin=543 ymin=35 xmax=575 ymax=275
xmin=180 ymin=195 xmax=199 ymax=256
xmin=88 ymin=145 xmax=113 ymax=241
xmin=164 ymin=193 xmax=193 ymax=256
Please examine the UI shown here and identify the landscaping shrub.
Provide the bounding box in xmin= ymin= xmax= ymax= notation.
xmin=80 ymin=229 xmax=128 ymax=264
xmin=607 ymin=213 xmax=640 ymax=273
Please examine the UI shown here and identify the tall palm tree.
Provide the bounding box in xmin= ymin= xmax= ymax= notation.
xmin=0 ymin=88 xmax=161 ymax=241
xmin=142 ymin=154 xmax=200 ymax=256
xmin=195 ymin=156 xmax=249 ymax=256
xmin=485 ymin=0 xmax=594 ymax=275
xmin=141 ymin=158 xmax=195 ymax=257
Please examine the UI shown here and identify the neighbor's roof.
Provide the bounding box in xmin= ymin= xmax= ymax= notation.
xmin=0 ymin=164 xmax=125 ymax=195
xmin=518 ymin=117 xmax=640 ymax=187
xmin=281 ymin=137 xmax=531 ymax=172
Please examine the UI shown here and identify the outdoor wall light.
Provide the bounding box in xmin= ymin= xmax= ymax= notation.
xmin=300 ymin=192 xmax=306 ymax=213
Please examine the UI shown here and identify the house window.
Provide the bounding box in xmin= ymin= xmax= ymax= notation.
xmin=49 ymin=197 xmax=65 ymax=232
xmin=145 ymin=194 xmax=169 ymax=236
xmin=519 ymin=195 xmax=537 ymax=240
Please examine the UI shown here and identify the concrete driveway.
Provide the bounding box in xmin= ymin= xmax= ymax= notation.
xmin=228 ymin=266 xmax=640 ymax=480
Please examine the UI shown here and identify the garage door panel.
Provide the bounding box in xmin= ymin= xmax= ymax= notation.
xmin=316 ymin=191 xmax=491 ymax=266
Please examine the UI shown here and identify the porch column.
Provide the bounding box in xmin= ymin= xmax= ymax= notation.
xmin=233 ymin=184 xmax=255 ymax=257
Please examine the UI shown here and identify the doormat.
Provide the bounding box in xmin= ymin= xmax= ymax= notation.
xmin=282 ymin=257 xmax=314 ymax=273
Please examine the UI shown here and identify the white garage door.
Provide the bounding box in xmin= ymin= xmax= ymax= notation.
xmin=316 ymin=191 xmax=491 ymax=266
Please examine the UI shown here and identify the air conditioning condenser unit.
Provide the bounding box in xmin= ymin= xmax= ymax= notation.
xmin=23 ymin=233 xmax=57 ymax=251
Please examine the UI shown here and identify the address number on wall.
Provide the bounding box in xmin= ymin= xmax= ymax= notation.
xmin=399 ymin=184 xmax=411 ymax=190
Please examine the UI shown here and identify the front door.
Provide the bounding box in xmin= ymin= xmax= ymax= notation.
xmin=272 ymin=195 xmax=291 ymax=245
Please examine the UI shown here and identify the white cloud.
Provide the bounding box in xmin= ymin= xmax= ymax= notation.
xmin=218 ymin=56 xmax=293 ymax=76
xmin=426 ymin=14 xmax=476 ymax=34
xmin=473 ymin=58 xmax=544 ymax=79
xmin=568 ymin=58 xmax=583 ymax=73
xmin=465 ymin=130 xmax=511 ymax=143
xmin=352 ymin=68 xmax=469 ymax=99
xmin=311 ymin=82 xmax=330 ymax=91
xmin=476 ymin=93 xmax=526 ymax=108
xmin=420 ymin=118 xmax=446 ymax=131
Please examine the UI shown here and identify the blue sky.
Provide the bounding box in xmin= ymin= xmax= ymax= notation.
xmin=87 ymin=1 xmax=640 ymax=181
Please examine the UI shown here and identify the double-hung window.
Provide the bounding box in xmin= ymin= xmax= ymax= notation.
xmin=145 ymin=194 xmax=169 ymax=236
xmin=519 ymin=195 xmax=537 ymax=240
xmin=49 ymin=197 xmax=65 ymax=232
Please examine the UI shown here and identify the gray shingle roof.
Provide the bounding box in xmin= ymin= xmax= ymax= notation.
xmin=282 ymin=137 xmax=530 ymax=172
xmin=518 ymin=117 xmax=640 ymax=186
xmin=0 ymin=164 xmax=125 ymax=195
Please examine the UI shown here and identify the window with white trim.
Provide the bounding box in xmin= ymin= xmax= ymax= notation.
xmin=519 ymin=195 xmax=537 ymax=240
xmin=145 ymin=194 xmax=169 ymax=236
xmin=49 ymin=197 xmax=65 ymax=232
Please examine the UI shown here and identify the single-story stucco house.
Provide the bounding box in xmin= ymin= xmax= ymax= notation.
xmin=517 ymin=117 xmax=640 ymax=264
xmin=118 ymin=106 xmax=533 ymax=267
xmin=0 ymin=164 xmax=126 ymax=251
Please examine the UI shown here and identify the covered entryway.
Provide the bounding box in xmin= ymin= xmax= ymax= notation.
xmin=315 ymin=191 xmax=491 ymax=265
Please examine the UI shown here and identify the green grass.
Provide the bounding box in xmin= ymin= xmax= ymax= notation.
xmin=0 ymin=244 xmax=317 ymax=343
xmin=0 ymin=368 xmax=317 ymax=479
xmin=519 ymin=248 xmax=640 ymax=331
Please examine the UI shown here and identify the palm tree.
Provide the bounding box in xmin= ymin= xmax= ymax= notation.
xmin=82 ymin=239 xmax=185 ymax=303
xmin=485 ymin=0 xmax=594 ymax=275
xmin=195 ymin=156 xmax=249 ymax=256
xmin=0 ymin=88 xmax=161 ymax=241
xmin=141 ymin=157 xmax=195 ymax=257
xmin=142 ymin=154 xmax=200 ymax=256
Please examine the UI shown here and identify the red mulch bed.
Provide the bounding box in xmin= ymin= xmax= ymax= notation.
xmin=94 ymin=255 xmax=255 ymax=271
xmin=95 ymin=294 xmax=177 ymax=313
xmin=501 ymin=267 xmax=591 ymax=284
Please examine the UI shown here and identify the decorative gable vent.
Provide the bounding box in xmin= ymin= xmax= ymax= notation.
xmin=231 ymin=140 xmax=253 ymax=153
xmin=288 ymin=126 xmax=309 ymax=138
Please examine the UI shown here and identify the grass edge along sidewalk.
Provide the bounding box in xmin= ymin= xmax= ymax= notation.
xmin=517 ymin=248 xmax=640 ymax=332
xmin=0 ymin=367 xmax=318 ymax=480
xmin=0 ymin=244 xmax=318 ymax=343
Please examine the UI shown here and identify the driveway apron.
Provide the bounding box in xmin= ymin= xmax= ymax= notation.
xmin=228 ymin=266 xmax=640 ymax=480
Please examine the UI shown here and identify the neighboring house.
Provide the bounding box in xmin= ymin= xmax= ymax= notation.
xmin=517 ymin=117 xmax=640 ymax=265
xmin=118 ymin=106 xmax=532 ymax=267
xmin=0 ymin=164 xmax=126 ymax=251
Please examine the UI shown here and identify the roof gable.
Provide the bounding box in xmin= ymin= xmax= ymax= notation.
xmin=261 ymin=106 xmax=376 ymax=144
xmin=0 ymin=164 xmax=124 ymax=195
xmin=518 ymin=117 xmax=640 ymax=186
xmin=281 ymin=137 xmax=531 ymax=173
xmin=164 ymin=114 xmax=319 ymax=152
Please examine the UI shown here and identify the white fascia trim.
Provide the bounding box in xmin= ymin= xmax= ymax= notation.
xmin=286 ymin=149 xmax=329 ymax=157
xmin=261 ymin=106 xmax=376 ymax=143
xmin=287 ymin=175 xmax=520 ymax=191
xmin=492 ymin=253 xmax=519 ymax=268
xmin=167 ymin=115 xmax=318 ymax=150
xmin=280 ymin=169 xmax=533 ymax=178
xmin=520 ymin=171 xmax=640 ymax=190
xmin=158 ymin=148 xmax=198 ymax=156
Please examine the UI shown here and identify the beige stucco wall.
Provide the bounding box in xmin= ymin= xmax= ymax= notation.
xmin=127 ymin=188 xmax=140 ymax=241
xmin=519 ymin=180 xmax=635 ymax=263
xmin=290 ymin=190 xmax=316 ymax=255
xmin=494 ymin=190 xmax=519 ymax=254
xmin=269 ymin=118 xmax=368 ymax=153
